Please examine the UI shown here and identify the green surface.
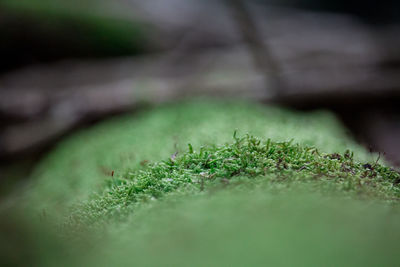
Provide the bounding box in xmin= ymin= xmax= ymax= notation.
xmin=3 ymin=100 xmax=400 ymax=266
xmin=91 ymin=188 xmax=400 ymax=267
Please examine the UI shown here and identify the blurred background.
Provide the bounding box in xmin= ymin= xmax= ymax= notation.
xmin=1 ymin=0 xmax=400 ymax=193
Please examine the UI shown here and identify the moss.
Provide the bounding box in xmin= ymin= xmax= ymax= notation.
xmin=89 ymin=189 xmax=400 ymax=267
xmin=70 ymin=133 xmax=399 ymax=227
xmin=6 ymin=100 xmax=400 ymax=266
xmin=27 ymin=100 xmax=371 ymax=215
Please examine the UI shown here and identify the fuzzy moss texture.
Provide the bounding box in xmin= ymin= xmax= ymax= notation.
xmin=9 ymin=100 xmax=400 ymax=266
xmin=71 ymin=133 xmax=399 ymax=228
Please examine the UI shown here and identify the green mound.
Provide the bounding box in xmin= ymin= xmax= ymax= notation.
xmin=10 ymin=100 xmax=399 ymax=267
xmin=27 ymin=100 xmax=372 ymax=215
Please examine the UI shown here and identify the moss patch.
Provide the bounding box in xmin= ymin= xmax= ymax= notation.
xmin=5 ymin=100 xmax=400 ymax=267
xmin=70 ymin=133 xmax=399 ymax=228
xmin=27 ymin=100 xmax=372 ymax=215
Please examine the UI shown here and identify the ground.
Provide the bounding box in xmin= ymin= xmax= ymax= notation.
xmin=2 ymin=99 xmax=400 ymax=266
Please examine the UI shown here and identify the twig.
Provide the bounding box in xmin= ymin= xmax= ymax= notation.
xmin=224 ymin=0 xmax=283 ymax=96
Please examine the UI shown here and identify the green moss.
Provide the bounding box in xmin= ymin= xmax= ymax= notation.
xmin=27 ymin=100 xmax=372 ymax=215
xmin=70 ymin=134 xmax=399 ymax=227
xmin=89 ymin=188 xmax=400 ymax=267
xmin=7 ymin=100 xmax=400 ymax=266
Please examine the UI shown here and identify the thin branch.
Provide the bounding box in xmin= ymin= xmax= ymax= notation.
xmin=225 ymin=0 xmax=283 ymax=96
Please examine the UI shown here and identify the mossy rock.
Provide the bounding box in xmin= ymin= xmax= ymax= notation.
xmin=9 ymin=100 xmax=400 ymax=266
